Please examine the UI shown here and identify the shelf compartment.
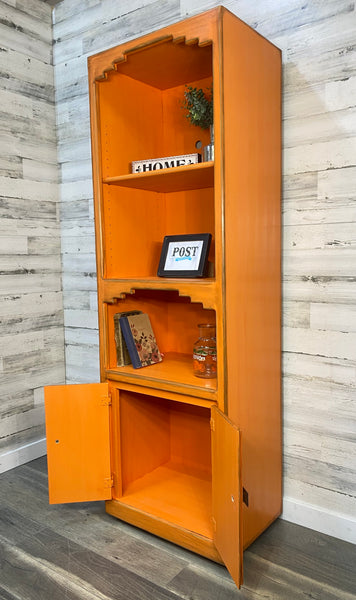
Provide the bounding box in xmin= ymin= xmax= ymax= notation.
xmin=103 ymin=162 xmax=214 ymax=193
xmin=111 ymin=388 xmax=214 ymax=542
xmin=97 ymin=38 xmax=212 ymax=178
xmin=105 ymin=288 xmax=217 ymax=398
xmin=97 ymin=36 xmax=215 ymax=281
xmin=117 ymin=463 xmax=212 ymax=537
xmin=102 ymin=184 xmax=215 ymax=279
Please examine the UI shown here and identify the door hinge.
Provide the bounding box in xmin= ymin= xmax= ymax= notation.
xmin=210 ymin=417 xmax=215 ymax=432
xmin=101 ymin=393 xmax=112 ymax=406
xmin=104 ymin=476 xmax=114 ymax=489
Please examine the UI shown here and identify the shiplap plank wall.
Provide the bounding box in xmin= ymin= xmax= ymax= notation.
xmin=51 ymin=0 xmax=356 ymax=543
xmin=0 ymin=0 xmax=65 ymax=471
xmin=0 ymin=0 xmax=354 ymax=544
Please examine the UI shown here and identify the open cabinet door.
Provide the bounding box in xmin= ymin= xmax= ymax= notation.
xmin=45 ymin=383 xmax=112 ymax=504
xmin=211 ymin=406 xmax=242 ymax=587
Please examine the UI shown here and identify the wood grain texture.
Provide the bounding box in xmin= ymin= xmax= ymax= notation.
xmin=50 ymin=0 xmax=356 ymax=542
xmin=273 ymin=2 xmax=356 ymax=531
xmin=0 ymin=0 xmax=64 ymax=470
xmin=0 ymin=0 xmax=354 ymax=547
xmin=0 ymin=457 xmax=355 ymax=599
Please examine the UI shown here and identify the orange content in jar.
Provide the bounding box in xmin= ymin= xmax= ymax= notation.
xmin=193 ymin=323 xmax=217 ymax=379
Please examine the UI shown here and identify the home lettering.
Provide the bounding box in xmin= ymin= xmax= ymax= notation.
xmin=141 ymin=158 xmax=188 ymax=171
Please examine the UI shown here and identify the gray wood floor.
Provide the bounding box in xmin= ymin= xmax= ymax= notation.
xmin=0 ymin=457 xmax=355 ymax=600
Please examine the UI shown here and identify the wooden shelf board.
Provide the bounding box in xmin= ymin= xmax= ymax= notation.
xmin=117 ymin=462 xmax=213 ymax=539
xmin=102 ymin=276 xmax=216 ymax=287
xmin=106 ymin=352 xmax=217 ymax=399
xmin=103 ymin=162 xmax=214 ymax=192
xmin=111 ymin=381 xmax=216 ymax=408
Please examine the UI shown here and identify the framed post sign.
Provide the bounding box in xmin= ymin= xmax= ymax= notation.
xmin=157 ymin=234 xmax=212 ymax=278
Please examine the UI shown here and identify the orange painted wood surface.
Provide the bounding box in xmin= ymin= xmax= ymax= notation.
xmin=105 ymin=498 xmax=222 ymax=563
xmin=105 ymin=291 xmax=216 ymax=359
xmin=106 ymin=351 xmax=217 ymax=400
xmin=117 ymin=463 xmax=213 ymax=538
xmin=107 ymin=387 xmax=214 ymax=544
xmin=211 ymin=406 xmax=242 ymax=586
xmin=111 ymin=381 xmax=216 ymax=409
xmin=43 ymin=5 xmax=281 ymax=590
xmin=87 ymin=6 xmax=281 ymax=586
xmin=89 ymin=11 xmax=217 ymax=83
xmin=221 ymin=9 xmax=282 ymax=547
xmin=116 ymin=389 xmax=212 ymax=490
xmin=103 ymin=161 xmax=214 ymax=192
xmin=101 ymin=185 xmax=215 ymax=279
xmin=45 ymin=383 xmax=112 ymax=504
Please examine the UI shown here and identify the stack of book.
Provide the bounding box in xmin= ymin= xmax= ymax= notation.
xmin=114 ymin=311 xmax=162 ymax=369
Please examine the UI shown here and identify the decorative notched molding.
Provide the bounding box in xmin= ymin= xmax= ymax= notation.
xmin=102 ymin=282 xmax=218 ymax=311
xmin=93 ymin=34 xmax=213 ymax=84
xmin=94 ymin=35 xmax=174 ymax=82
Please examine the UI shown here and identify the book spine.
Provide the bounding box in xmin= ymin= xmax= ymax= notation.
xmin=114 ymin=310 xmax=143 ymax=366
xmin=114 ymin=315 xmax=130 ymax=366
xmin=119 ymin=316 xmax=141 ymax=369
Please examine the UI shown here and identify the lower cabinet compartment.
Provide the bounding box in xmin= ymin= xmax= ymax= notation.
xmin=107 ymin=386 xmax=220 ymax=558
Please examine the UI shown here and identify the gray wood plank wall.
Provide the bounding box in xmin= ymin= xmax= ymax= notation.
xmin=0 ymin=0 xmax=355 ymax=546
xmin=0 ymin=0 xmax=65 ymax=471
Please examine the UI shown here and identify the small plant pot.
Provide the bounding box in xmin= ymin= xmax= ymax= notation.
xmin=203 ymin=124 xmax=214 ymax=162
xmin=203 ymin=143 xmax=214 ymax=162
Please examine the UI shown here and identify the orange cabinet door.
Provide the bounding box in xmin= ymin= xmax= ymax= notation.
xmin=211 ymin=405 xmax=242 ymax=588
xmin=45 ymin=383 xmax=112 ymax=504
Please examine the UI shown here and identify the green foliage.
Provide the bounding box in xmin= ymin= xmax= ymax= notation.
xmin=182 ymin=85 xmax=213 ymax=130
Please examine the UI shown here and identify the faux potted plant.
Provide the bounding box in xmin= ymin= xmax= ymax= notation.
xmin=182 ymin=85 xmax=214 ymax=161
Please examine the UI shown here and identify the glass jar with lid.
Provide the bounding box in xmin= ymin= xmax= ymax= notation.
xmin=192 ymin=323 xmax=217 ymax=379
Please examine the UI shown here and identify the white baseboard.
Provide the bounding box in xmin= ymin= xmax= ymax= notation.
xmin=0 ymin=438 xmax=47 ymax=474
xmin=281 ymin=496 xmax=356 ymax=545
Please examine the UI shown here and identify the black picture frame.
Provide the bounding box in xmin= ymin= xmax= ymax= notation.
xmin=157 ymin=233 xmax=212 ymax=278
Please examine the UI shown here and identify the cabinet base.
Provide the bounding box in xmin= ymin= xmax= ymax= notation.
xmin=105 ymin=498 xmax=223 ymax=563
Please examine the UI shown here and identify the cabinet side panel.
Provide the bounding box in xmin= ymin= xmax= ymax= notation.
xmin=222 ymin=11 xmax=282 ymax=546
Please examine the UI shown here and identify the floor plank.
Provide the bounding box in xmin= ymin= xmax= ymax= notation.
xmin=0 ymin=507 xmax=182 ymax=600
xmin=0 ymin=457 xmax=355 ymax=599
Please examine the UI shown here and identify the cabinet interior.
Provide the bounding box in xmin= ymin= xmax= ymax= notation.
xmin=113 ymin=388 xmax=213 ymax=538
xmin=98 ymin=39 xmax=213 ymax=177
xmin=97 ymin=38 xmax=215 ymax=280
xmin=106 ymin=289 xmax=217 ymax=394
xmin=102 ymin=184 xmax=215 ymax=279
